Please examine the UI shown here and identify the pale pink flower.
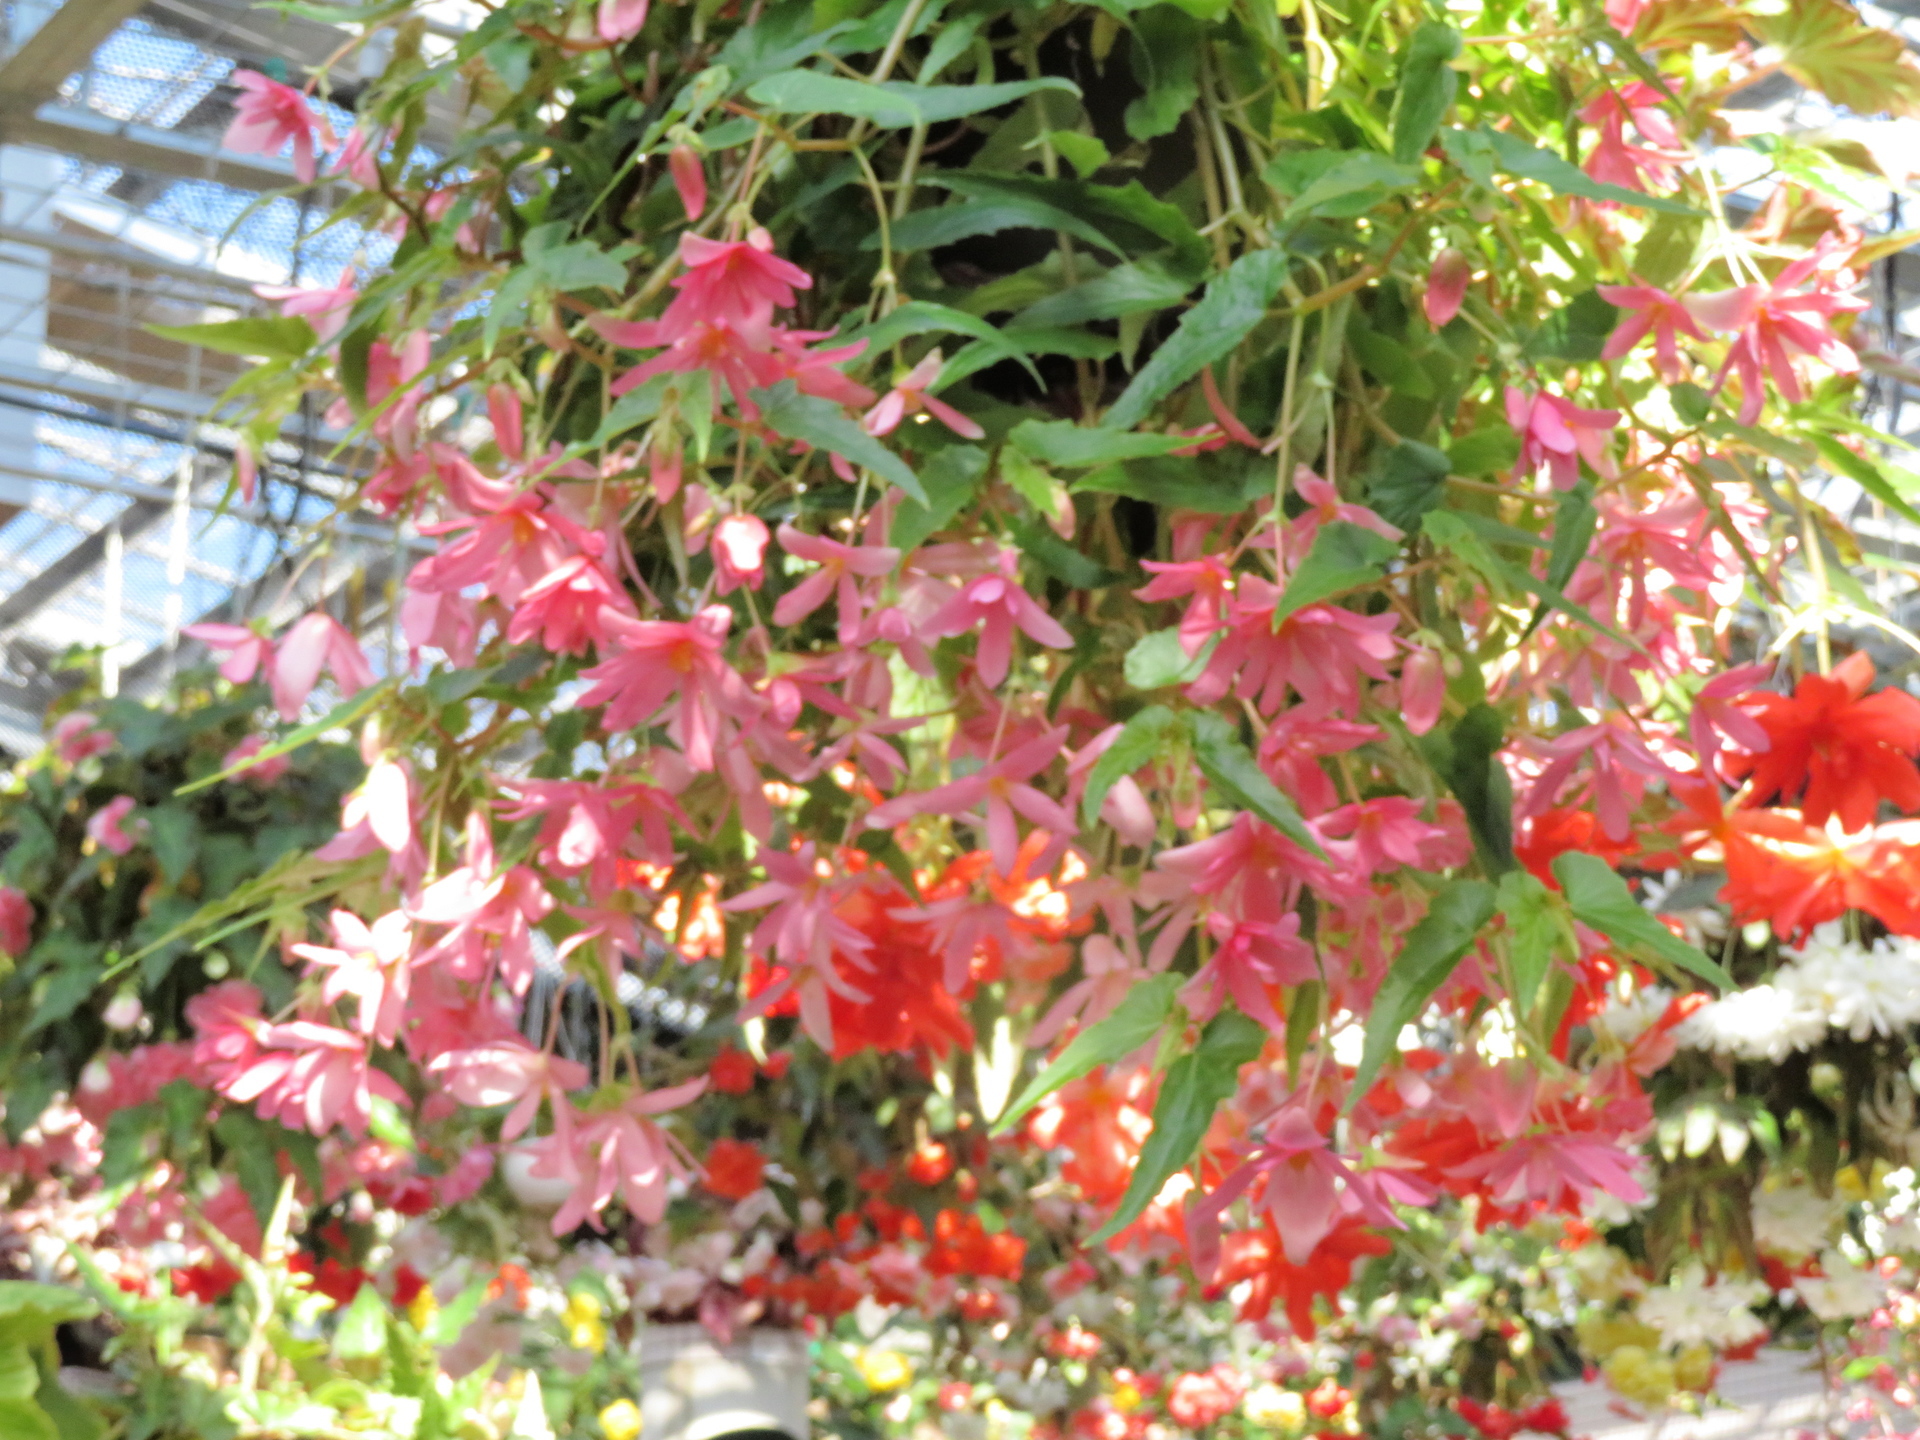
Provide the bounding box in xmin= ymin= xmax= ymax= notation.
xmin=1257 ymin=714 xmax=1379 ymax=817
xmin=1066 ymin=725 xmax=1157 ymax=848
xmin=866 ymin=726 xmax=1076 ymax=877
xmin=922 ymin=546 xmax=1072 ymax=688
xmin=254 ymin=273 xmax=356 ymax=343
xmin=1690 ymin=662 xmax=1774 ymax=774
xmin=1029 ymin=934 xmax=1158 ymax=1048
xmin=1424 ymin=248 xmax=1472 ymax=326
xmin=221 ymin=734 xmax=291 ymax=785
xmin=413 ymin=491 xmax=585 ymax=609
xmin=87 ymin=796 xmax=145 ymax=856
xmin=428 ymin=1040 xmax=588 ymax=1139
xmin=332 ymin=124 xmax=383 ymax=189
xmin=506 ymin=540 xmax=635 ymax=656
xmin=1578 ymin=83 xmax=1686 ymax=195
xmin=187 ymin=980 xmax=267 ymax=1091
xmin=1189 ymin=578 xmax=1400 ymax=719
xmin=771 ymin=524 xmax=900 ymax=642
xmin=1521 ymin=715 xmax=1681 ymax=840
xmin=1596 ymin=283 xmax=1713 ymax=379
xmin=496 ymin=777 xmax=687 ymax=893
xmin=1400 ymin=647 xmax=1445 ymax=736
xmin=184 ymin=622 xmax=273 ymax=686
xmin=863 ymin=351 xmax=985 ymax=439
xmin=224 ymin=70 xmax=323 ymax=182
xmin=399 ymin=586 xmax=481 ymax=668
xmin=223 ymin=1020 xmax=407 ymax=1138
xmin=1137 ymin=556 xmax=1235 ymax=656
xmin=1187 ymin=1108 xmax=1426 ymax=1276
xmin=1286 ymin=466 xmax=1402 ymax=560
xmin=1715 ymin=240 xmax=1866 ymax=424
xmin=669 ymin=143 xmax=707 ymax=219
xmin=292 ymin=908 xmax=413 ymax=1046
xmin=598 ymin=0 xmax=650 ymax=42
xmin=0 ymin=886 xmax=32 ymax=956
xmin=1180 ymin=910 xmax=1316 ymax=1034
xmin=1315 ymin=797 xmax=1448 ymax=877
xmin=272 ymin=612 xmax=376 ymax=720
xmin=487 ymin=383 xmax=525 ymax=462
xmin=577 ymin=605 xmax=760 ymax=771
xmin=711 ymin=514 xmax=771 ymax=594
xmin=50 ymin=711 xmax=115 ymax=763
xmin=1505 ymin=386 xmax=1620 ymax=491
xmin=526 ymin=1080 xmax=707 ymax=1234
xmin=1449 ymin=1127 xmax=1647 ymax=1212
xmin=408 ymin=811 xmax=555 ymax=994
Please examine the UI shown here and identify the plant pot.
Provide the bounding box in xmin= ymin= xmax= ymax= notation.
xmin=636 ymin=1324 xmax=811 ymax=1440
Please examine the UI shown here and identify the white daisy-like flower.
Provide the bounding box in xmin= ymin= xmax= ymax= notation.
xmin=1752 ymin=1183 xmax=1841 ymax=1259
xmin=1672 ymin=984 xmax=1828 ymax=1061
xmin=1796 ymin=1249 xmax=1887 ymax=1321
xmin=1636 ymin=1263 xmax=1768 ymax=1349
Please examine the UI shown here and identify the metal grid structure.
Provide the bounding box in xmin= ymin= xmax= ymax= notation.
xmin=0 ymin=0 xmax=1917 ymax=755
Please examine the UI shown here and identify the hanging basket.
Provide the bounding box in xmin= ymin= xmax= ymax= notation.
xmin=636 ymin=1324 xmax=811 ymax=1440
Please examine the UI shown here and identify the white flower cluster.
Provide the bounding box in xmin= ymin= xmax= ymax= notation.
xmin=1672 ymin=926 xmax=1920 ymax=1061
xmin=1751 ymin=1182 xmax=1841 ymax=1259
xmin=1635 ymin=1264 xmax=1768 ymax=1349
xmin=1795 ymin=1249 xmax=1887 ymax=1321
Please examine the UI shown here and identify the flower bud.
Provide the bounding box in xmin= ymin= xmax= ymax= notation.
xmin=669 ymin=144 xmax=707 ymax=220
xmin=1424 ymin=248 xmax=1472 ymax=327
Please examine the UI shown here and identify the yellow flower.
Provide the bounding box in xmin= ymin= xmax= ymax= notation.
xmin=1603 ymin=1346 xmax=1676 ymax=1410
xmin=1242 ymin=1385 xmax=1306 ymax=1433
xmin=407 ymin=1286 xmax=439 ymax=1332
xmin=1576 ymin=1312 xmax=1662 ymax=1359
xmin=1112 ymin=1384 xmax=1142 ymax=1414
xmin=601 ymin=1399 xmax=644 ymax=1440
xmin=856 ymin=1350 xmax=913 ymax=1392
xmin=564 ymin=1292 xmax=608 ymax=1354
xmin=1674 ymin=1345 xmax=1716 ymax=1394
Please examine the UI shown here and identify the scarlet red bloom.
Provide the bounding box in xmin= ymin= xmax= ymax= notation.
xmin=710 ymin=1047 xmax=757 ymax=1094
xmin=701 ymin=1137 xmax=766 ymax=1199
xmin=1205 ymin=1218 xmax=1390 ymax=1338
xmin=1723 ymin=653 xmax=1920 ymax=831
xmin=906 ymin=1140 xmax=955 ymax=1186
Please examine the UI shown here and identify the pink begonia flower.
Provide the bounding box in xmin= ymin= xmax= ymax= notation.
xmin=771 ymin=524 xmax=901 ymax=642
xmin=254 ymin=273 xmax=356 ymax=343
xmin=669 ymin=143 xmax=707 ymax=219
xmin=525 ymin=1080 xmax=707 ymax=1234
xmin=413 ymin=491 xmax=585 ymax=609
xmin=50 ymin=711 xmax=115 ymax=764
xmin=1186 ymin=1108 xmax=1428 ymax=1277
xmin=486 ymin=383 xmax=525 ymax=462
xmin=428 ymin=1041 xmax=588 ymax=1140
xmin=1189 ymin=577 xmax=1400 ymax=720
xmin=1690 ymin=662 xmax=1775 ymax=775
xmin=1029 ymin=934 xmax=1158 ymax=1048
xmin=1424 ymin=248 xmax=1472 ymax=327
xmin=496 ymin=778 xmax=686 ymax=897
xmin=578 ymin=605 xmax=760 ymax=771
xmin=184 ymin=622 xmax=273 ymax=685
xmin=315 ymin=759 xmax=424 ymax=891
xmin=711 ymin=513 xmax=771 ymax=594
xmin=922 ymin=545 xmax=1073 ymax=688
xmin=598 ymin=0 xmax=650 ymax=42
xmin=187 ymin=980 xmax=267 ymax=1090
xmin=272 ymin=612 xmax=376 ymax=720
xmin=1400 ymin=646 xmax=1445 ymax=736
xmin=1285 ymin=466 xmax=1402 ymax=561
xmin=434 ymin=1146 xmax=495 ymax=1207
xmin=1607 ymin=0 xmax=1647 ymax=32
xmin=1596 ymin=283 xmax=1715 ymax=380
xmin=1578 ymin=83 xmax=1686 ymax=194
xmin=862 ymin=351 xmax=985 ymax=439
xmin=1258 ymin=714 xmax=1379 ymax=817
xmin=87 ymin=796 xmax=145 ymax=856
xmin=866 ymin=726 xmax=1077 ymax=877
xmin=399 ymin=586 xmax=481 ymax=669
xmin=806 ymin=712 xmax=923 ymax=793
xmin=408 ymin=810 xmax=555 ymax=994
xmin=221 ymin=734 xmax=291 ymax=785
xmin=221 ymin=1019 xmax=407 ymax=1138
xmin=766 ymin=325 xmax=876 ymax=408
xmin=1505 ymin=386 xmax=1620 ymax=491
xmin=506 ymin=539 xmax=636 ymax=656
xmin=224 ymin=70 xmax=324 ymax=183
xmin=1134 ymin=554 xmax=1234 ymax=659
xmin=332 ymin=124 xmax=383 ymax=189
xmin=724 ymin=844 xmax=879 ymax=1044
xmin=1146 ymin=810 xmax=1329 ymax=946
xmin=1315 ymin=796 xmax=1449 ymax=877
xmin=0 ymin=885 xmax=31 ymax=956
xmin=1715 ymin=240 xmax=1867 ymax=424
xmin=1449 ymin=1127 xmax=1647 ymax=1213
xmin=1180 ymin=910 xmax=1316 ymax=1034
xmin=1521 ymin=715 xmax=1681 ymax=840
xmin=292 ymin=908 xmax=413 ymax=1046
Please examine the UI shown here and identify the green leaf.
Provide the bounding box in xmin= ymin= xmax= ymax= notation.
xmin=333 ymin=1284 xmax=389 ymax=1362
xmin=1010 ymin=420 xmax=1194 ymax=467
xmin=1282 ymin=151 xmax=1419 ymax=218
xmin=1417 ymin=702 xmax=1516 ymax=874
xmin=0 ymin=1283 xmax=96 ymax=1332
xmin=1124 ymin=7 xmax=1201 ymax=140
xmin=1809 ymin=434 xmax=1920 ymax=526
xmin=144 ymin=806 xmax=199 ymax=888
xmin=1189 ymin=711 xmax=1326 ymax=858
xmin=1445 ymin=425 xmax=1520 ymax=478
xmin=1526 ymin=482 xmax=1597 ymax=637
xmin=1525 ymin=289 xmax=1620 ymax=363
xmin=1046 ymin=131 xmax=1110 ymax=178
xmin=1089 ymin=1012 xmax=1267 ymax=1242
xmin=993 ymin=973 xmax=1180 ymax=1134
xmin=885 ymin=186 xmax=1121 ymax=258
xmin=846 ymin=301 xmax=1043 ymax=385
xmin=0 ymin=1398 xmax=58 ymax=1440
xmin=100 ymin=1106 xmax=157 ymax=1188
xmin=590 ymin=373 xmax=674 ymax=444
xmin=1347 ymin=880 xmax=1497 ymax=1106
xmin=1392 ymin=23 xmax=1462 ymax=164
xmin=890 ymin=445 xmax=987 ymax=552
xmin=1441 ymin=126 xmax=1700 ymax=215
xmin=1013 ymin=260 xmax=1195 ymax=328
xmin=1634 ymin=210 xmax=1704 ymax=288
xmin=1015 ymin=521 xmax=1121 ymax=590
xmin=520 ymin=222 xmax=632 ymax=293
xmin=146 ymin=316 xmax=316 ymax=358
xmin=176 ymin=681 xmax=393 ymax=795
xmin=28 ymin=962 xmax=100 ymax=1036
xmin=1102 ymin=248 xmax=1290 ymax=431
xmin=753 ymin=381 xmax=926 ymax=506
xmin=1124 ymin=628 xmax=1217 ymax=689
xmin=1497 ymin=870 xmax=1562 ymax=1015
xmin=746 ymin=70 xmax=1080 ymax=127
xmin=938 ymin=327 xmax=1118 ymax=391
xmin=1273 ymin=520 xmax=1401 ymax=624
xmin=1551 ymin=852 xmax=1733 ymax=990
xmin=0 ymin=1343 xmax=37 ymax=1400
xmin=426 ymin=1278 xmax=491 ymax=1346
xmin=1366 ymin=440 xmax=1451 ymax=531
xmin=1083 ymin=705 xmax=1181 ymax=825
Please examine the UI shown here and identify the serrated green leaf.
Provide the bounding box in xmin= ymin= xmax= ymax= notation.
xmin=1416 ymin=702 xmax=1516 ymax=875
xmin=1010 ymin=420 xmax=1194 ymax=467
xmin=1496 ymin=870 xmax=1561 ymax=1015
xmin=1274 ymin=520 xmax=1401 ymax=624
xmin=1392 ymin=23 xmax=1462 ymax=164
xmin=753 ymin=381 xmax=926 ymax=506
xmin=993 ymin=973 xmax=1180 ymax=1134
xmin=1551 ymin=852 xmax=1733 ymax=990
xmin=333 ymin=1284 xmax=389 ymax=1362
xmin=1189 ymin=712 xmax=1326 ymax=858
xmin=1013 ymin=260 xmax=1195 ymax=328
xmin=1348 ymin=880 xmax=1497 ymax=1107
xmin=1083 ymin=705 xmax=1181 ymax=825
xmin=890 ymin=445 xmax=987 ymax=552
xmin=1809 ymin=434 xmax=1920 ymax=526
xmin=1089 ymin=1012 xmax=1267 ymax=1241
